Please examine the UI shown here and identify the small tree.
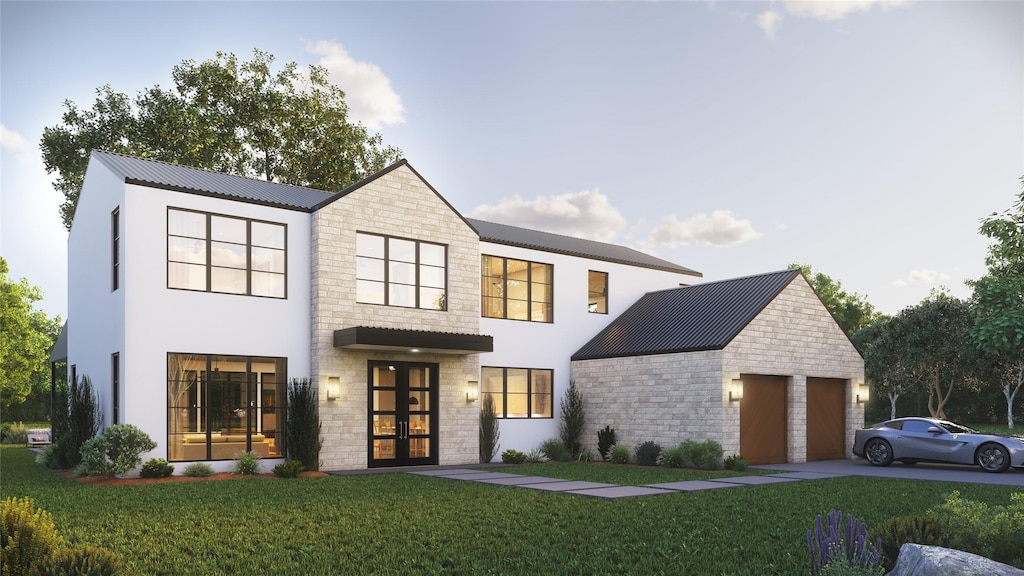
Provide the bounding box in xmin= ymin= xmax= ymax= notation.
xmin=479 ymin=394 xmax=500 ymax=463
xmin=51 ymin=375 xmax=101 ymax=469
xmin=559 ymin=380 xmax=586 ymax=457
xmin=285 ymin=378 xmax=322 ymax=471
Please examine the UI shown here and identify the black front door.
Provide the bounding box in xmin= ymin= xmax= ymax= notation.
xmin=368 ymin=361 xmax=438 ymax=467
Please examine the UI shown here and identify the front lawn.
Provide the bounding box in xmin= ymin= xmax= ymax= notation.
xmin=1 ymin=446 xmax=1018 ymax=575
xmin=483 ymin=461 xmax=775 ymax=485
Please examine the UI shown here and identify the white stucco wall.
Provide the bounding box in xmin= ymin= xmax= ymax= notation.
xmin=480 ymin=243 xmax=701 ymax=457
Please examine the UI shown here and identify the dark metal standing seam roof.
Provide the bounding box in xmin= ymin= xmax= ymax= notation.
xmin=571 ymin=269 xmax=801 ymax=361
xmin=92 ymin=150 xmax=333 ymax=211
xmin=468 ymin=218 xmax=701 ymax=276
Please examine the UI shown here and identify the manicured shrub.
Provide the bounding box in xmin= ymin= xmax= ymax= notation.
xmin=140 ymin=458 xmax=174 ymax=479
xmin=182 ymin=463 xmax=214 ymax=477
xmin=1 ymin=422 xmax=29 ymax=444
xmin=76 ymin=436 xmax=110 ymax=477
xmin=659 ymin=445 xmax=686 ymax=468
xmin=540 ymin=438 xmax=570 ymax=462
xmin=929 ymin=490 xmax=1024 ymax=567
xmin=233 ymin=451 xmax=262 ymax=475
xmin=285 ymin=378 xmax=322 ymax=472
xmin=273 ymin=459 xmax=305 ymax=478
xmin=479 ymin=393 xmax=500 ymax=463
xmin=609 ymin=444 xmax=630 ymax=464
xmin=1 ymin=497 xmax=64 ymax=575
xmin=870 ymin=515 xmax=945 ymax=569
xmin=501 ymin=449 xmax=526 ymax=464
xmin=807 ymin=509 xmax=883 ymax=576
xmin=679 ymin=439 xmax=724 ymax=470
xmin=558 ymin=380 xmax=586 ymax=457
xmin=724 ymin=454 xmax=748 ymax=472
xmin=633 ymin=441 xmax=662 ymax=466
xmin=76 ymin=424 xmax=157 ymax=476
xmin=597 ymin=426 xmax=616 ymax=461
xmin=44 ymin=544 xmax=124 ymax=576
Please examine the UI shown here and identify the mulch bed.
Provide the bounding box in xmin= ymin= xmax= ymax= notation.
xmin=64 ymin=470 xmax=328 ymax=486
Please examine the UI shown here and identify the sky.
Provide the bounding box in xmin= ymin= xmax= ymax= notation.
xmin=1 ymin=0 xmax=1021 ymax=322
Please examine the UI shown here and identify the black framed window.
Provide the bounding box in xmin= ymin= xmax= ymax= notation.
xmin=481 ymin=255 xmax=553 ymax=322
xmin=588 ymin=270 xmax=608 ymax=314
xmin=111 ymin=208 xmax=120 ymax=291
xmin=167 ymin=208 xmax=286 ymax=298
xmin=166 ymin=353 xmax=286 ymax=461
xmin=481 ymin=367 xmax=553 ymax=418
xmin=111 ymin=353 xmax=119 ymax=425
xmin=356 ymin=232 xmax=447 ymax=310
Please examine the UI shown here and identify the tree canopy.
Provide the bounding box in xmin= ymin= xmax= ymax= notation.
xmin=0 ymin=258 xmax=62 ymax=407
xmin=41 ymin=49 xmax=403 ymax=231
xmin=789 ymin=263 xmax=887 ymax=338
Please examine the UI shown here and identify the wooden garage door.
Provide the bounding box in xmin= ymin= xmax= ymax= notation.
xmin=739 ymin=374 xmax=787 ymax=465
xmin=806 ymin=378 xmax=846 ymax=461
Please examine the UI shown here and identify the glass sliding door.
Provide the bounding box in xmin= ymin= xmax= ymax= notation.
xmin=368 ymin=361 xmax=438 ymax=467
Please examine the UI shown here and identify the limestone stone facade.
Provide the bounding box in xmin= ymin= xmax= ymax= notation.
xmin=311 ymin=164 xmax=483 ymax=470
xmin=573 ymin=274 xmax=864 ymax=463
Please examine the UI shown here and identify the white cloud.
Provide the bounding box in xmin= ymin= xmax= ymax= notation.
xmin=1 ymin=124 xmax=33 ymax=164
xmin=468 ymin=189 xmax=626 ymax=243
xmin=891 ymin=268 xmax=950 ymax=287
xmin=304 ymin=40 xmax=405 ymax=131
xmin=757 ymin=9 xmax=784 ymax=40
xmin=647 ymin=210 xmax=762 ymax=247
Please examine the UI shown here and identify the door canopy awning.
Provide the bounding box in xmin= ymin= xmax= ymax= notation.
xmin=333 ymin=326 xmax=494 ymax=356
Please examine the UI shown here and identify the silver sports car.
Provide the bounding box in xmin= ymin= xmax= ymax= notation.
xmin=852 ymin=417 xmax=1024 ymax=473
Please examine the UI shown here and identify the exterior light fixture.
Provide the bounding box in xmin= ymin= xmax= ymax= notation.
xmin=856 ymin=382 xmax=870 ymax=404
xmin=729 ymin=379 xmax=744 ymax=402
xmin=325 ymin=376 xmax=340 ymax=401
xmin=466 ymin=379 xmax=479 ymax=403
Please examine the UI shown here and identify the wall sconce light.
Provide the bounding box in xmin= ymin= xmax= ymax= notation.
xmin=729 ymin=379 xmax=744 ymax=402
xmin=466 ymin=379 xmax=479 ymax=403
xmin=325 ymin=376 xmax=340 ymax=401
xmin=856 ymin=382 xmax=870 ymax=404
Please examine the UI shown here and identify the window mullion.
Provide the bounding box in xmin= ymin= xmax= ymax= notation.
xmin=205 ymin=214 xmax=212 ymax=293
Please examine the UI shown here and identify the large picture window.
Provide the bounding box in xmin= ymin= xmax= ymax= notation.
xmin=481 ymin=367 xmax=553 ymax=418
xmin=481 ymin=256 xmax=553 ymax=322
xmin=167 ymin=208 xmax=286 ymax=298
xmin=166 ymin=353 xmax=286 ymax=461
xmin=356 ymin=232 xmax=447 ymax=310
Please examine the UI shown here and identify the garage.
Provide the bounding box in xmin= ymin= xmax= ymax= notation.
xmin=806 ymin=377 xmax=846 ymax=461
xmin=740 ymin=374 xmax=788 ymax=465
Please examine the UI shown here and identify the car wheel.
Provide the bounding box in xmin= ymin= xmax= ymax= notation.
xmin=864 ymin=438 xmax=893 ymax=467
xmin=977 ymin=443 xmax=1010 ymax=473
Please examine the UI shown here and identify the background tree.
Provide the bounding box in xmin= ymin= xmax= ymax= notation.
xmin=0 ymin=258 xmax=61 ymax=408
xmin=41 ymin=49 xmax=403 ymax=231
xmin=857 ymin=321 xmax=914 ymax=420
xmin=967 ymin=180 xmax=1024 ymax=428
xmin=790 ymin=263 xmax=887 ymax=337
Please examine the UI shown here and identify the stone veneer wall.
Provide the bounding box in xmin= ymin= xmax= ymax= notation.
xmin=311 ymin=165 xmax=482 ymax=470
xmin=572 ymin=274 xmax=865 ymax=463
xmin=723 ymin=274 xmax=865 ymax=462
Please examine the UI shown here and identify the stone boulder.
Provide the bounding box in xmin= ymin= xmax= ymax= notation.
xmin=885 ymin=543 xmax=1024 ymax=576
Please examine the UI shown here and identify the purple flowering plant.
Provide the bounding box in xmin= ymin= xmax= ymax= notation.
xmin=807 ymin=509 xmax=883 ymax=575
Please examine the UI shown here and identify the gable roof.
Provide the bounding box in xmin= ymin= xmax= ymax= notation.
xmin=93 ymin=150 xmax=333 ymax=211
xmin=571 ymin=269 xmax=801 ymax=360
xmin=468 ymin=218 xmax=700 ymax=276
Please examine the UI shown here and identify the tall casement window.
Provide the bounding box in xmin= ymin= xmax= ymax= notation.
xmin=588 ymin=270 xmax=608 ymax=314
xmin=111 ymin=208 xmax=120 ymax=291
xmin=356 ymin=232 xmax=447 ymax=310
xmin=167 ymin=208 xmax=287 ymax=298
xmin=111 ymin=353 xmax=120 ymax=425
xmin=481 ymin=256 xmax=553 ymax=322
xmin=481 ymin=367 xmax=553 ymax=418
xmin=166 ymin=354 xmax=286 ymax=461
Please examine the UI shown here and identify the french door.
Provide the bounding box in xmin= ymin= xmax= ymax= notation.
xmin=368 ymin=361 xmax=438 ymax=467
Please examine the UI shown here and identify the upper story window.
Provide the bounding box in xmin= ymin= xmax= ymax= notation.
xmin=111 ymin=208 xmax=120 ymax=291
xmin=588 ymin=270 xmax=608 ymax=314
xmin=167 ymin=208 xmax=286 ymax=298
xmin=356 ymin=232 xmax=447 ymax=310
xmin=481 ymin=255 xmax=553 ymax=322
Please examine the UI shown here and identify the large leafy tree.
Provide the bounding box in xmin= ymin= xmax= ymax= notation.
xmin=790 ymin=263 xmax=887 ymax=337
xmin=0 ymin=258 xmax=62 ymax=407
xmin=41 ymin=49 xmax=403 ymax=231
xmin=857 ymin=320 xmax=912 ymax=420
xmin=967 ymin=180 xmax=1024 ymax=428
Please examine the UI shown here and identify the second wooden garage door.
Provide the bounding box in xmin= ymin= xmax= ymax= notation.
xmin=806 ymin=378 xmax=846 ymax=461
xmin=739 ymin=374 xmax=787 ymax=465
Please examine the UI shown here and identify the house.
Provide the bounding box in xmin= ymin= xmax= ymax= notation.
xmin=58 ymin=150 xmax=862 ymax=472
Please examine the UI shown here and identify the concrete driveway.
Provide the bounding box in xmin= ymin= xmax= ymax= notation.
xmin=756 ymin=458 xmax=1024 ymax=487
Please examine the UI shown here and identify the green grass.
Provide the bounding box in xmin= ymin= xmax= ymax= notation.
xmin=2 ymin=446 xmax=1019 ymax=575
xmin=483 ymin=462 xmax=774 ymax=485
